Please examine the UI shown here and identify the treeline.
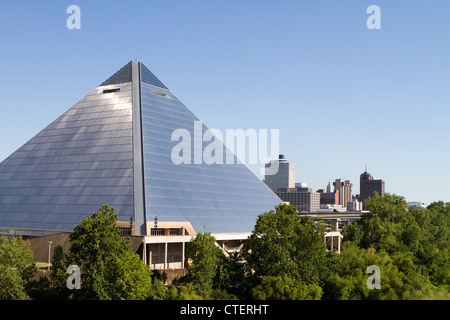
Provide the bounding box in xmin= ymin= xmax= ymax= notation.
xmin=0 ymin=194 xmax=448 ymax=300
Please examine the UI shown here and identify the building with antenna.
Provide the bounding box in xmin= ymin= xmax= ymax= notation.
xmin=360 ymin=167 xmax=385 ymax=210
xmin=264 ymin=154 xmax=295 ymax=193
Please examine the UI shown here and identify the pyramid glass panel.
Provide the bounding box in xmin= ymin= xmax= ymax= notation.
xmin=0 ymin=82 xmax=135 ymax=233
xmin=0 ymin=61 xmax=282 ymax=236
xmin=139 ymin=63 xmax=281 ymax=233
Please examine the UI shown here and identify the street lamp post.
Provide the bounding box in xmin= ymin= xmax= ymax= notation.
xmin=48 ymin=241 xmax=53 ymax=271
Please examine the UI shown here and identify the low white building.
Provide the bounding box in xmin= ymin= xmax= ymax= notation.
xmin=407 ymin=201 xmax=426 ymax=208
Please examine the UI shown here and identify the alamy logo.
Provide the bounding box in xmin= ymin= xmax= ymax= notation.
xmin=366 ymin=5 xmax=381 ymax=30
xmin=66 ymin=5 xmax=81 ymax=30
xmin=171 ymin=121 xmax=280 ymax=175
xmin=66 ymin=265 xmax=81 ymax=290
xmin=366 ymin=265 xmax=381 ymax=289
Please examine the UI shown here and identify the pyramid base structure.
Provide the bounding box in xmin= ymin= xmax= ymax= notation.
xmin=26 ymin=219 xmax=255 ymax=276
xmin=27 ymin=220 xmax=342 ymax=276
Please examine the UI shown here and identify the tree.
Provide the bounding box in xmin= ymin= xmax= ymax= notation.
xmin=242 ymin=204 xmax=337 ymax=288
xmin=414 ymin=201 xmax=450 ymax=286
xmin=0 ymin=236 xmax=37 ymax=300
xmin=344 ymin=193 xmax=425 ymax=255
xmin=251 ymin=274 xmax=322 ymax=300
xmin=186 ymin=232 xmax=223 ymax=298
xmin=340 ymin=194 xmax=449 ymax=299
xmin=167 ymin=283 xmax=204 ymax=300
xmin=113 ymin=248 xmax=153 ymax=300
xmin=48 ymin=245 xmax=71 ymax=299
xmin=327 ymin=243 xmax=433 ymax=300
xmin=213 ymin=251 xmax=243 ymax=298
xmin=68 ymin=204 xmax=154 ymax=300
xmin=359 ymin=193 xmax=409 ymax=253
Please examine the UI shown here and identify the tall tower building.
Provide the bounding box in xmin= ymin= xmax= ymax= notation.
xmin=360 ymin=169 xmax=385 ymax=210
xmin=326 ymin=182 xmax=332 ymax=193
xmin=333 ymin=179 xmax=353 ymax=209
xmin=264 ymin=154 xmax=295 ymax=193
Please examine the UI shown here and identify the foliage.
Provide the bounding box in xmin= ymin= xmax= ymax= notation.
xmin=186 ymin=232 xmax=223 ymax=298
xmin=0 ymin=236 xmax=37 ymax=300
xmin=167 ymin=283 xmax=204 ymax=300
xmin=325 ymin=243 xmax=432 ymax=300
xmin=1 ymin=196 xmax=448 ymax=300
xmin=27 ymin=244 xmax=70 ymax=300
xmin=415 ymin=201 xmax=450 ymax=286
xmin=47 ymin=245 xmax=71 ymax=299
xmin=148 ymin=274 xmax=169 ymax=300
xmin=213 ymin=251 xmax=244 ymax=298
xmin=251 ymin=274 xmax=322 ymax=300
xmin=113 ymin=248 xmax=153 ymax=299
xmin=67 ymin=204 xmax=154 ymax=300
xmin=242 ymin=204 xmax=336 ymax=288
xmin=343 ymin=193 xmax=450 ymax=289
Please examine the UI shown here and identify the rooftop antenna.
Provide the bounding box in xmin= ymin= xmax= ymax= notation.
xmin=365 ymin=163 xmax=367 ymax=173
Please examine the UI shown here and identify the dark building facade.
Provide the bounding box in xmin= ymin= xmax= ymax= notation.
xmin=360 ymin=171 xmax=385 ymax=210
xmin=317 ymin=189 xmax=339 ymax=206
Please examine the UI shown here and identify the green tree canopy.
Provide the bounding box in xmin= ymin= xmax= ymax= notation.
xmin=242 ymin=204 xmax=337 ymax=288
xmin=326 ymin=243 xmax=433 ymax=300
xmin=251 ymin=274 xmax=322 ymax=300
xmin=186 ymin=232 xmax=223 ymax=298
xmin=341 ymin=193 xmax=450 ymax=297
xmin=68 ymin=204 xmax=153 ymax=300
xmin=0 ymin=236 xmax=37 ymax=300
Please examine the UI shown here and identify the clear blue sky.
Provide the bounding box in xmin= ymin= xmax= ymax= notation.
xmin=0 ymin=1 xmax=449 ymax=205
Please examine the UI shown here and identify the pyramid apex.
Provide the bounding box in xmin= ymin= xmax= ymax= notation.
xmin=100 ymin=61 xmax=133 ymax=86
xmin=99 ymin=61 xmax=168 ymax=90
xmin=139 ymin=62 xmax=168 ymax=89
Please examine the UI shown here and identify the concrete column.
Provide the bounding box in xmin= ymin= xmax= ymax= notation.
xmin=142 ymin=242 xmax=147 ymax=265
xmin=132 ymin=61 xmax=146 ymax=236
xmin=164 ymin=242 xmax=168 ymax=269
xmin=337 ymin=236 xmax=341 ymax=253
xmin=182 ymin=241 xmax=185 ymax=269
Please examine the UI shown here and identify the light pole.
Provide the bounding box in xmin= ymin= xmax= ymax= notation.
xmin=48 ymin=241 xmax=52 ymax=271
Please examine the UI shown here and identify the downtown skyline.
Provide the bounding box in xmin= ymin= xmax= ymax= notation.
xmin=0 ymin=1 xmax=449 ymax=206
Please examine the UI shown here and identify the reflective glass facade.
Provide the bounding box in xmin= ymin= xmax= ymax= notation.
xmin=139 ymin=63 xmax=282 ymax=233
xmin=0 ymin=82 xmax=135 ymax=232
xmin=0 ymin=61 xmax=281 ymax=235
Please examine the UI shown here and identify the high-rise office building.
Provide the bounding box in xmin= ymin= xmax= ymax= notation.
xmin=333 ymin=179 xmax=353 ymax=209
xmin=317 ymin=179 xmax=352 ymax=208
xmin=360 ymin=170 xmax=385 ymax=210
xmin=264 ymin=154 xmax=295 ymax=193
xmin=276 ymin=187 xmax=320 ymax=212
xmin=317 ymin=188 xmax=339 ymax=206
xmin=0 ymin=61 xmax=282 ymax=236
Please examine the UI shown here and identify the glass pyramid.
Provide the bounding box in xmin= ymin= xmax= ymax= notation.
xmin=0 ymin=61 xmax=281 ymax=236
